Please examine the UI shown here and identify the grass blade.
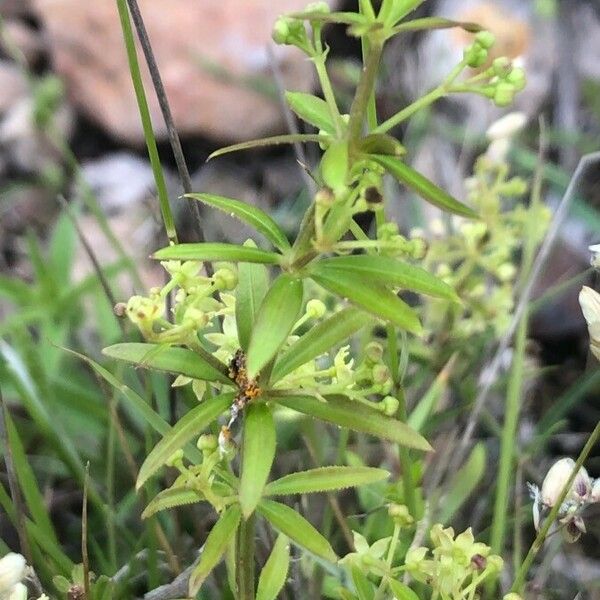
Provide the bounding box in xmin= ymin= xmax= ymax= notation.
xmin=153 ymin=243 xmax=282 ymax=264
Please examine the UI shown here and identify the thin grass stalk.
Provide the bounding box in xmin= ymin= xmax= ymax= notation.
xmin=490 ymin=125 xmax=546 ymax=558
xmin=125 ymin=0 xmax=207 ymax=244
xmin=115 ymin=0 xmax=177 ymax=244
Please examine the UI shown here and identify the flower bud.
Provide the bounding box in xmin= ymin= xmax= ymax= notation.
xmin=503 ymin=593 xmax=524 ymax=600
xmin=113 ymin=302 xmax=127 ymax=317
xmin=272 ymin=17 xmax=291 ymax=44
xmin=541 ymin=458 xmax=591 ymax=508
xmin=372 ymin=364 xmax=390 ymax=385
xmin=388 ymin=503 xmax=413 ymax=526
xmin=183 ymin=307 xmax=208 ymax=329
xmin=496 ymin=262 xmax=516 ymax=282
xmin=165 ymin=449 xmax=184 ymax=467
xmin=486 ymin=554 xmax=504 ymax=572
xmin=365 ymin=342 xmax=384 ymax=363
xmin=475 ymin=31 xmax=496 ymax=49
xmin=493 ymin=82 xmax=515 ymax=107
xmin=213 ymin=268 xmax=237 ymax=291
xmin=0 ymin=553 xmax=26 ymax=593
xmin=464 ymin=44 xmax=488 ymax=68
xmin=492 ymin=57 xmax=511 ymax=76
xmin=382 ymin=395 xmax=399 ymax=416
xmin=306 ymin=299 xmax=326 ymax=319
xmin=507 ymin=67 xmax=526 ymax=91
xmin=315 ymin=186 xmax=335 ymax=207
xmin=197 ymin=434 xmax=218 ymax=453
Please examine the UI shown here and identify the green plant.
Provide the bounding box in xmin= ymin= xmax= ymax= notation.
xmin=99 ymin=1 xmax=534 ymax=598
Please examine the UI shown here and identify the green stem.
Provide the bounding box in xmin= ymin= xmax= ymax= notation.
xmin=347 ymin=38 xmax=384 ymax=149
xmin=511 ymin=420 xmax=600 ymax=593
xmin=374 ymin=86 xmax=445 ymax=134
xmin=489 ymin=310 xmax=527 ymax=556
xmin=313 ymin=50 xmax=344 ymax=137
xmin=116 ymin=0 xmax=177 ymax=244
xmin=237 ymin=512 xmax=255 ymax=600
xmin=358 ymin=0 xmax=378 ymax=130
xmin=374 ymin=62 xmax=465 ymax=134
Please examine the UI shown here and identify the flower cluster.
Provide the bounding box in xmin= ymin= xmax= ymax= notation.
xmin=528 ymin=457 xmax=599 ymax=543
xmin=421 ymin=117 xmax=550 ymax=345
xmin=405 ymin=525 xmax=503 ymax=599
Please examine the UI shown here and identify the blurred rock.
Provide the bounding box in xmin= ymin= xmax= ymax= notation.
xmin=79 ymin=152 xmax=156 ymax=214
xmin=0 ymin=60 xmax=28 ymax=114
xmin=30 ymin=0 xmax=333 ymax=144
xmin=0 ymin=184 xmax=57 ymax=234
xmin=0 ymin=0 xmax=32 ymax=18
xmin=0 ymin=20 xmax=45 ymax=66
xmin=0 ymin=95 xmax=74 ymax=173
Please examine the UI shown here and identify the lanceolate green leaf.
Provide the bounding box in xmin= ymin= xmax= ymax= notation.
xmin=387 ymin=579 xmax=420 ymax=600
xmin=236 ymin=258 xmax=270 ymax=351
xmin=391 ymin=17 xmax=481 ymax=34
xmin=256 ymin=534 xmax=290 ymax=600
xmin=208 ymin=134 xmax=328 ymax=160
xmin=257 ymin=499 xmax=338 ymax=563
xmin=311 ymin=271 xmax=422 ymax=335
xmin=264 ymin=466 xmax=389 ymax=496
xmin=141 ymin=487 xmax=204 ymax=519
xmin=186 ymin=194 xmax=290 ymax=252
xmin=321 ymin=140 xmax=349 ymax=193
xmin=246 ymin=275 xmax=304 ymax=378
xmin=102 ymin=343 xmax=231 ymax=384
xmin=153 ymin=243 xmax=282 ymax=264
xmin=188 ymin=505 xmax=242 ymax=595
xmin=314 ymin=255 xmax=459 ymax=301
xmin=271 ymin=307 xmax=371 ymax=382
xmin=240 ymin=404 xmax=276 ymax=517
xmin=352 ymin=565 xmax=375 ymax=600
xmin=269 ymin=394 xmax=431 ymax=451
xmin=286 ymin=92 xmax=335 ymax=133
xmin=137 ymin=393 xmax=234 ymax=489
xmin=372 ymin=155 xmax=478 ymax=218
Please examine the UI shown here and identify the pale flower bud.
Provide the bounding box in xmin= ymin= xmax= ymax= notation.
xmin=486 ymin=112 xmax=527 ymax=141
xmin=591 ymin=478 xmax=600 ymax=503
xmin=8 ymin=582 xmax=27 ymax=600
xmin=0 ymin=553 xmax=26 ymax=593
xmin=541 ymin=458 xmax=591 ymax=508
xmin=306 ymin=299 xmax=326 ymax=319
xmin=578 ymin=286 xmax=600 ymax=361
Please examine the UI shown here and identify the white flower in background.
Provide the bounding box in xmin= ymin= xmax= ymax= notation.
xmin=0 ymin=552 xmax=26 ymax=597
xmin=589 ymin=243 xmax=600 ymax=268
xmin=528 ymin=458 xmax=593 ymax=542
xmin=485 ymin=111 xmax=527 ymax=163
xmin=579 ymin=286 xmax=600 ymax=361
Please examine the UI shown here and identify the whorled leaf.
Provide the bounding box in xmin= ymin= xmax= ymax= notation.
xmin=314 ymin=255 xmax=459 ymax=302
xmin=311 ymin=270 xmax=422 ymax=335
xmin=153 ymin=242 xmax=282 ymax=264
xmin=141 ymin=486 xmax=204 ymax=519
xmin=256 ymin=534 xmax=290 ymax=600
xmin=188 ymin=504 xmax=242 ymax=595
xmin=186 ymin=194 xmax=290 ymax=252
xmin=271 ymin=307 xmax=371 ymax=383
xmin=246 ymin=275 xmax=304 ymax=378
xmin=239 ymin=403 xmax=276 ymax=517
xmin=285 ymin=92 xmax=335 ymax=134
xmin=208 ymin=134 xmax=327 ymax=160
xmin=236 ymin=257 xmax=269 ymax=352
xmin=269 ymin=393 xmax=431 ymax=451
xmin=257 ymin=499 xmax=338 ymax=563
xmin=136 ymin=393 xmax=235 ymax=489
xmin=372 ymin=154 xmax=478 ymax=218
xmin=102 ymin=343 xmax=231 ymax=384
xmin=264 ymin=466 xmax=389 ymax=496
